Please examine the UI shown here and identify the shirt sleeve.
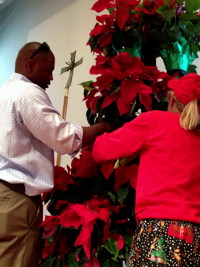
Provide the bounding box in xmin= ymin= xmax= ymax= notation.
xmin=16 ymin=85 xmax=83 ymax=155
xmin=92 ymin=112 xmax=152 ymax=162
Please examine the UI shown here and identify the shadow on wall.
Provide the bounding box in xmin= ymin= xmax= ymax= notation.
xmin=0 ymin=0 xmax=79 ymax=85
xmin=0 ymin=0 xmax=78 ymax=31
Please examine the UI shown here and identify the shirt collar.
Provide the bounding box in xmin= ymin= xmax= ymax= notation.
xmin=9 ymin=73 xmax=33 ymax=84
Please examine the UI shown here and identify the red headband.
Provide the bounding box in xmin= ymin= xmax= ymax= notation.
xmin=168 ymin=73 xmax=200 ymax=105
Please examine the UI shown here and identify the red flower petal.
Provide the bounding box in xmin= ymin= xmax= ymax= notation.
xmin=101 ymin=160 xmax=115 ymax=179
xmin=74 ymin=222 xmax=94 ymax=260
xmin=120 ymin=80 xmax=137 ymax=104
xmin=91 ymin=0 xmax=112 ymax=12
xmin=116 ymin=4 xmax=129 ymax=29
xmin=110 ymin=233 xmax=124 ymax=250
xmin=40 ymin=215 xmax=60 ymax=238
xmin=97 ymin=208 xmax=110 ymax=222
xmin=99 ymin=32 xmax=113 ymax=48
xmin=114 ymin=166 xmax=129 ymax=192
xmin=71 ymin=150 xmax=100 ymax=178
xmin=101 ymin=91 xmax=120 ymax=109
xmin=115 ymin=164 xmax=138 ymax=191
xmin=59 ymin=208 xmax=81 ymax=229
xmin=140 ymin=93 xmax=152 ymax=111
xmin=117 ymin=96 xmax=131 ymax=116
xmin=72 ymin=204 xmax=97 ymax=224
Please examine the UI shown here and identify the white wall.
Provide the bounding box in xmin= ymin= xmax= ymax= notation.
xmin=0 ymin=0 xmax=199 ymax=167
xmin=0 ymin=0 xmax=96 ymax=166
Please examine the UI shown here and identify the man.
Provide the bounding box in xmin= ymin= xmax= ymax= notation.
xmin=0 ymin=41 xmax=111 ymax=267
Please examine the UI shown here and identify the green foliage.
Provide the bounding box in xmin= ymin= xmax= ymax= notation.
xmin=41 ymin=1 xmax=200 ymax=266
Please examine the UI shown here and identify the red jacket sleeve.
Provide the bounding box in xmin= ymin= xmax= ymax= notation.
xmin=92 ymin=112 xmax=152 ymax=162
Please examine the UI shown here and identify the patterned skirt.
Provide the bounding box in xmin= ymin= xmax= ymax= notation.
xmin=128 ymin=219 xmax=200 ymax=267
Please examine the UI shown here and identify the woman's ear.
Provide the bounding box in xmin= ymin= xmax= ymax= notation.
xmin=167 ymin=90 xmax=175 ymax=112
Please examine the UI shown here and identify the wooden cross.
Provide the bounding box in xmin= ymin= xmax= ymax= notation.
xmin=56 ymin=51 xmax=83 ymax=166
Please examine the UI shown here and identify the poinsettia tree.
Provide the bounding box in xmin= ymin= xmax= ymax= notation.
xmin=39 ymin=1 xmax=200 ymax=267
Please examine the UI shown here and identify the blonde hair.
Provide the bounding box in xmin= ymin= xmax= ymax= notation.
xmin=176 ymin=98 xmax=200 ymax=130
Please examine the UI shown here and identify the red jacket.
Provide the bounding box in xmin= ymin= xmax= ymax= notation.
xmin=93 ymin=111 xmax=200 ymax=224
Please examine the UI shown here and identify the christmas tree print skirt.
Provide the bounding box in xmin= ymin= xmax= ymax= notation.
xmin=128 ymin=219 xmax=200 ymax=267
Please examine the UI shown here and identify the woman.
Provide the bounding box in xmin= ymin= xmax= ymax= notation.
xmin=92 ymin=73 xmax=200 ymax=266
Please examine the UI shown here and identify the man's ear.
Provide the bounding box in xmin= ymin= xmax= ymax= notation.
xmin=25 ymin=59 xmax=34 ymax=74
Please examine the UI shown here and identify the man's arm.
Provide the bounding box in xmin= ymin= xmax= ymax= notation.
xmin=82 ymin=122 xmax=112 ymax=148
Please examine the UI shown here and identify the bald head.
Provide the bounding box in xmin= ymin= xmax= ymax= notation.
xmin=15 ymin=42 xmax=41 ymax=72
xmin=15 ymin=42 xmax=55 ymax=90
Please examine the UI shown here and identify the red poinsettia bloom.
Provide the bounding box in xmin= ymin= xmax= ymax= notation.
xmin=91 ymin=0 xmax=115 ymax=13
xmin=59 ymin=207 xmax=83 ymax=229
xmin=51 ymin=199 xmax=114 ymax=263
xmin=41 ymin=215 xmax=60 ymax=238
xmin=84 ymin=88 xmax=99 ymax=112
xmin=101 ymin=160 xmax=115 ymax=179
xmin=114 ymin=163 xmax=138 ymax=191
xmin=71 ymin=149 xmax=101 ymax=178
xmin=41 ymin=238 xmax=57 ymax=259
xmin=89 ymin=52 xmax=157 ymax=115
xmin=139 ymin=0 xmax=166 ymax=15
xmin=54 ymin=166 xmax=74 ymax=191
xmin=42 ymin=166 xmax=74 ymax=202
xmin=40 ymin=221 xmax=73 ymax=260
xmin=110 ymin=233 xmax=124 ymax=250
xmin=90 ymin=53 xmax=144 ymax=90
xmin=114 ymin=0 xmax=141 ymax=29
xmin=92 ymin=0 xmax=141 ymax=30
xmin=90 ymin=14 xmax=115 ymax=48
xmin=68 ymin=202 xmax=110 ymax=261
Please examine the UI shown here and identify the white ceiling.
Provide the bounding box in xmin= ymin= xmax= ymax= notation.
xmin=0 ymin=0 xmax=15 ymax=10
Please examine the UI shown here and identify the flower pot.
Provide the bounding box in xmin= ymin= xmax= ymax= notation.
xmin=118 ymin=43 xmax=141 ymax=58
xmin=160 ymin=37 xmax=196 ymax=74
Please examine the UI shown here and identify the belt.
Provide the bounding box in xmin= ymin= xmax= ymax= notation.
xmin=0 ymin=180 xmax=41 ymax=200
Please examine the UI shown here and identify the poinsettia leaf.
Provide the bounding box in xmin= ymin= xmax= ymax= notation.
xmin=80 ymin=81 xmax=95 ymax=91
xmin=102 ymin=238 xmax=119 ymax=261
xmin=156 ymin=6 xmax=176 ymax=22
xmin=110 ymin=233 xmax=125 ymax=250
xmin=163 ymin=0 xmax=175 ymax=5
xmin=65 ymin=251 xmax=82 ymax=267
xmin=107 ymin=191 xmax=116 ymax=203
xmin=39 ymin=254 xmax=61 ymax=267
xmin=185 ymin=0 xmax=200 ymax=12
xmin=84 ymin=258 xmax=100 ymax=267
xmin=123 ymin=234 xmax=133 ymax=247
xmin=117 ymin=186 xmax=129 ymax=205
xmin=180 ymin=12 xmax=200 ymax=21
xmin=188 ymin=64 xmax=197 ymax=73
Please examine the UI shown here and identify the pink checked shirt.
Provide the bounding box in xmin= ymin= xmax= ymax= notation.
xmin=0 ymin=73 xmax=83 ymax=196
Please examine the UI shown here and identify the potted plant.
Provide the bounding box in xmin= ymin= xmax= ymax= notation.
xmin=39 ymin=1 xmax=200 ymax=266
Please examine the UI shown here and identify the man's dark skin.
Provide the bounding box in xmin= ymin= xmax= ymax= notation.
xmin=15 ymin=42 xmax=112 ymax=147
